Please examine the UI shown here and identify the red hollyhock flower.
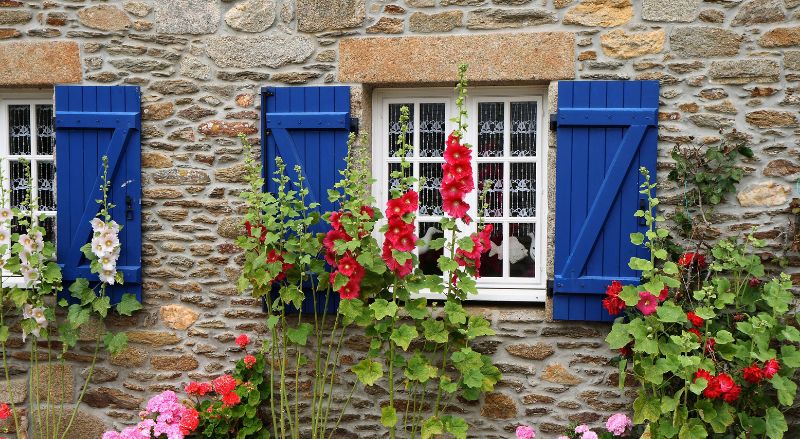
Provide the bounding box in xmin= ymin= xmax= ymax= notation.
xmin=329 ymin=211 xmax=345 ymax=230
xmin=338 ymin=277 xmax=361 ymax=300
xmin=381 ymin=245 xmax=413 ymax=278
xmin=743 ymin=364 xmax=764 ymax=384
xmin=749 ymin=277 xmax=761 ymax=288
xmin=0 ymin=403 xmax=11 ymax=420
xmin=179 ymin=407 xmax=199 ymax=435
xmin=658 ymin=287 xmax=669 ymax=302
xmin=441 ymin=177 xmax=472 ymax=200
xmin=679 ymin=252 xmax=707 ymax=269
xmin=244 ymin=220 xmax=253 ymax=237
xmin=337 ymin=255 xmax=361 ymax=278
xmin=694 ymin=369 xmax=713 ymax=384
xmin=185 ymin=381 xmax=212 ymax=396
xmin=386 ymin=190 xmax=419 ymax=218
xmin=442 ymin=195 xmax=470 ymax=220
xmin=442 ymin=162 xmax=473 ymax=184
xmin=444 ymin=137 xmax=471 ymax=164
xmin=723 ymin=383 xmax=741 ymax=403
xmin=479 ymin=224 xmax=493 ymax=248
xmin=602 ymin=281 xmax=626 ymax=316
xmin=763 ymin=358 xmax=780 ymax=379
xmin=400 ymin=190 xmax=419 ymax=213
xmin=687 ymin=311 xmax=704 ymax=327
xmin=213 ymin=374 xmax=236 ymax=396
xmin=687 ymin=328 xmax=702 ymax=340
xmin=222 ymin=391 xmax=241 ymax=407
xmin=619 ymin=344 xmax=632 ymax=357
xmin=703 ymin=376 xmax=723 ymax=399
xmin=385 ymin=217 xmax=415 ymax=245
xmin=235 ymin=334 xmax=250 ymax=349
xmin=266 ymin=250 xmax=292 ymax=281
xmin=243 ymin=355 xmax=257 ymax=369
xmin=636 ymin=291 xmax=659 ymax=316
xmin=360 ymin=205 xmax=375 ymax=219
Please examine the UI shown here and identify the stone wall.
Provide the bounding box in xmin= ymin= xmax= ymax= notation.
xmin=0 ymin=0 xmax=799 ymax=437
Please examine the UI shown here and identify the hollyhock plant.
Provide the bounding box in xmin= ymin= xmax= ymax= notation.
xmin=605 ymin=168 xmax=799 ymax=438
xmin=602 ymin=281 xmax=626 ymax=316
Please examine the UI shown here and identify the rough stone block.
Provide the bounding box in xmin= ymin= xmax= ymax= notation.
xmin=155 ymin=0 xmax=220 ymax=34
xmin=0 ymin=41 xmax=81 ymax=86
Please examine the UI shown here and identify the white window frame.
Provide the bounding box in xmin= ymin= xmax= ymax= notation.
xmin=0 ymin=92 xmax=56 ymax=288
xmin=372 ymin=87 xmax=549 ymax=302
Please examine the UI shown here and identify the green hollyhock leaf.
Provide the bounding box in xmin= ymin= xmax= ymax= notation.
xmin=633 ymin=395 xmax=661 ymax=424
xmin=663 ymin=261 xmax=679 ymax=275
xmin=442 ymin=415 xmax=468 ymax=439
xmin=781 ymin=345 xmax=800 ymax=367
xmin=657 ymin=301 xmax=687 ymax=323
xmin=67 ymin=304 xmax=91 ymax=327
xmin=405 ymin=298 xmax=429 ymax=320
xmin=370 ymin=299 xmax=398 ymax=320
xmin=694 ymin=306 xmax=716 ymax=320
xmin=421 ymin=417 xmax=444 ymax=439
xmin=444 ymin=300 xmax=467 ymax=325
xmin=606 ymin=322 xmax=631 ymax=349
xmin=766 ymin=407 xmax=788 ymax=439
xmin=352 ymin=359 xmax=383 ymax=386
xmin=689 ymin=378 xmax=707 ymax=395
xmin=770 ymin=375 xmax=797 ymax=406
xmin=678 ymin=421 xmax=707 ymax=439
xmin=714 ymin=330 xmax=734 ymax=345
xmin=763 ymin=278 xmax=793 ymax=314
xmin=421 ymin=319 xmax=448 ymax=344
xmin=405 ymin=354 xmax=437 ymax=383
xmin=338 ymin=298 xmax=363 ymax=326
xmin=707 ymin=403 xmax=734 ymax=434
xmin=457 ymin=236 xmax=475 ymax=252
xmin=630 ymin=232 xmax=644 ymax=245
xmin=466 ymin=316 xmax=494 ymax=339
xmin=381 ymin=406 xmax=398 ymax=428
xmin=287 ymin=323 xmax=313 ymax=346
xmin=629 ymin=257 xmax=654 ymax=271
xmin=437 ymin=256 xmax=459 ymax=272
xmin=780 ymin=326 xmax=800 ymax=343
xmin=92 ymin=295 xmax=111 ymax=318
xmin=116 ymin=293 xmax=142 ymax=316
xmin=390 ymin=324 xmax=418 ymax=351
xmin=103 ymin=331 xmax=128 ymax=356
xmin=620 ymin=285 xmax=640 ymax=307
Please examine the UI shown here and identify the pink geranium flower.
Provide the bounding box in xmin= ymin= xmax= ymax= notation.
xmin=636 ymin=291 xmax=659 ymax=316
xmin=606 ymin=413 xmax=632 ymax=436
xmin=515 ymin=425 xmax=535 ymax=439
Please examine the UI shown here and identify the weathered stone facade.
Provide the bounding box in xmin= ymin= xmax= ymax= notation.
xmin=0 ymin=0 xmax=799 ymax=437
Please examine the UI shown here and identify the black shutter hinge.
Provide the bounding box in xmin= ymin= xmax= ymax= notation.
xmin=263 ymin=89 xmax=275 ymax=98
xmin=125 ymin=196 xmax=134 ymax=221
xmin=546 ymin=279 xmax=554 ymax=298
xmin=349 ymin=117 xmax=359 ymax=134
xmin=265 ymin=128 xmax=271 ymax=137
xmin=549 ymin=114 xmax=558 ymax=131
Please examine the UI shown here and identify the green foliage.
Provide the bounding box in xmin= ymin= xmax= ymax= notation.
xmin=606 ymin=169 xmax=798 ymax=439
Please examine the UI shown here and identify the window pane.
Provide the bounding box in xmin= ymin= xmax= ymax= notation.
xmin=419 ymin=163 xmax=443 ymax=216
xmin=38 ymin=161 xmax=56 ymax=211
xmin=478 ymin=163 xmax=503 ymax=217
xmin=418 ymin=221 xmax=443 ymax=275
xmin=477 ymin=102 xmax=504 ymax=158
xmin=387 ymin=162 xmax=412 ymax=196
xmin=509 ymin=223 xmax=536 ymax=278
xmin=8 ymin=105 xmax=31 ymax=155
xmin=36 ymin=105 xmax=55 ymax=155
xmin=510 ymin=163 xmax=536 ymax=218
xmin=419 ymin=103 xmax=446 ymax=158
xmin=511 ymin=102 xmax=536 ymax=157
xmin=10 ymin=160 xmax=30 ymax=209
xmin=388 ymin=103 xmax=414 ymax=158
xmin=478 ymin=222 xmax=503 ymax=278
xmin=41 ymin=216 xmax=55 ymax=243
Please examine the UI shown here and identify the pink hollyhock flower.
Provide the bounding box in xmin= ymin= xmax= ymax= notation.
xmin=636 ymin=291 xmax=659 ymax=316
xmin=575 ymin=425 xmax=590 ymax=434
xmin=606 ymin=413 xmax=632 ymax=436
xmin=515 ymin=425 xmax=535 ymax=439
xmin=235 ymin=334 xmax=250 ymax=348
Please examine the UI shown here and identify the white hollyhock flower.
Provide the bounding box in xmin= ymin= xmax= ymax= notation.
xmin=21 ymin=266 xmax=39 ymax=284
xmin=107 ymin=220 xmax=120 ymax=235
xmin=0 ymin=226 xmax=10 ymax=251
xmin=99 ymin=253 xmax=118 ymax=272
xmin=18 ymin=250 xmax=30 ymax=265
xmin=98 ymin=268 xmax=116 ymax=285
xmin=21 ymin=305 xmax=47 ymax=342
xmin=90 ymin=217 xmax=106 ymax=233
xmin=32 ymin=230 xmax=44 ymax=252
xmin=96 ymin=231 xmax=119 ymax=257
xmin=22 ymin=303 xmax=33 ymax=319
xmin=18 ymin=234 xmax=35 ymax=253
xmin=0 ymin=208 xmax=12 ymax=223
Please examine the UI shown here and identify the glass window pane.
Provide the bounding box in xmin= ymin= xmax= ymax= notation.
xmin=36 ymin=105 xmax=55 ymax=155
xmin=478 ymin=163 xmax=503 ymax=217
xmin=388 ymin=103 xmax=414 ymax=158
xmin=478 ymin=222 xmax=503 ymax=278
xmin=511 ymin=102 xmax=536 ymax=157
xmin=419 ymin=163 xmax=443 ymax=216
xmin=8 ymin=105 xmax=31 ymax=155
xmin=388 ymin=162 xmax=412 ymax=197
xmin=41 ymin=216 xmax=55 ymax=243
xmin=510 ymin=163 xmax=536 ymax=218
xmin=509 ymin=223 xmax=536 ymax=278
xmin=38 ymin=161 xmax=56 ymax=211
xmin=418 ymin=221 xmax=443 ymax=275
xmin=419 ymin=103 xmax=446 ymax=158
xmin=477 ymin=102 xmax=504 ymax=158
xmin=10 ymin=160 xmax=30 ymax=209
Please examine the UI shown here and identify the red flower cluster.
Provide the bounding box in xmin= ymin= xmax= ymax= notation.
xmin=235 ymin=334 xmax=250 ymax=349
xmin=179 ymin=406 xmax=199 ymax=435
xmin=694 ymin=370 xmax=740 ymax=402
xmin=243 ymin=354 xmax=256 ymax=369
xmin=212 ymin=374 xmax=241 ymax=407
xmin=440 ymin=133 xmax=474 ymax=223
xmin=324 ymin=207 xmax=375 ymax=300
xmin=454 ymin=224 xmax=493 ymax=276
xmin=745 ymin=358 xmax=780 ymax=384
xmin=381 ymin=190 xmax=418 ymax=278
xmin=658 ymin=287 xmax=669 ymax=302
xmin=266 ymin=250 xmax=293 ymax=282
xmin=687 ymin=311 xmax=704 ymax=327
xmin=244 ymin=220 xmax=268 ymax=244
xmin=603 ymin=281 xmax=626 ymax=316
xmin=679 ymin=252 xmax=707 ymax=269
xmin=185 ymin=381 xmax=212 ymax=396
xmin=0 ymin=403 xmax=10 ymax=420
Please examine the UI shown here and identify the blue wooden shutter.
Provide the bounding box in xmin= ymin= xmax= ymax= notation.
xmin=54 ymin=86 xmax=142 ymax=304
xmin=552 ymin=80 xmax=659 ymax=322
xmin=262 ymin=86 xmax=352 ymax=313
